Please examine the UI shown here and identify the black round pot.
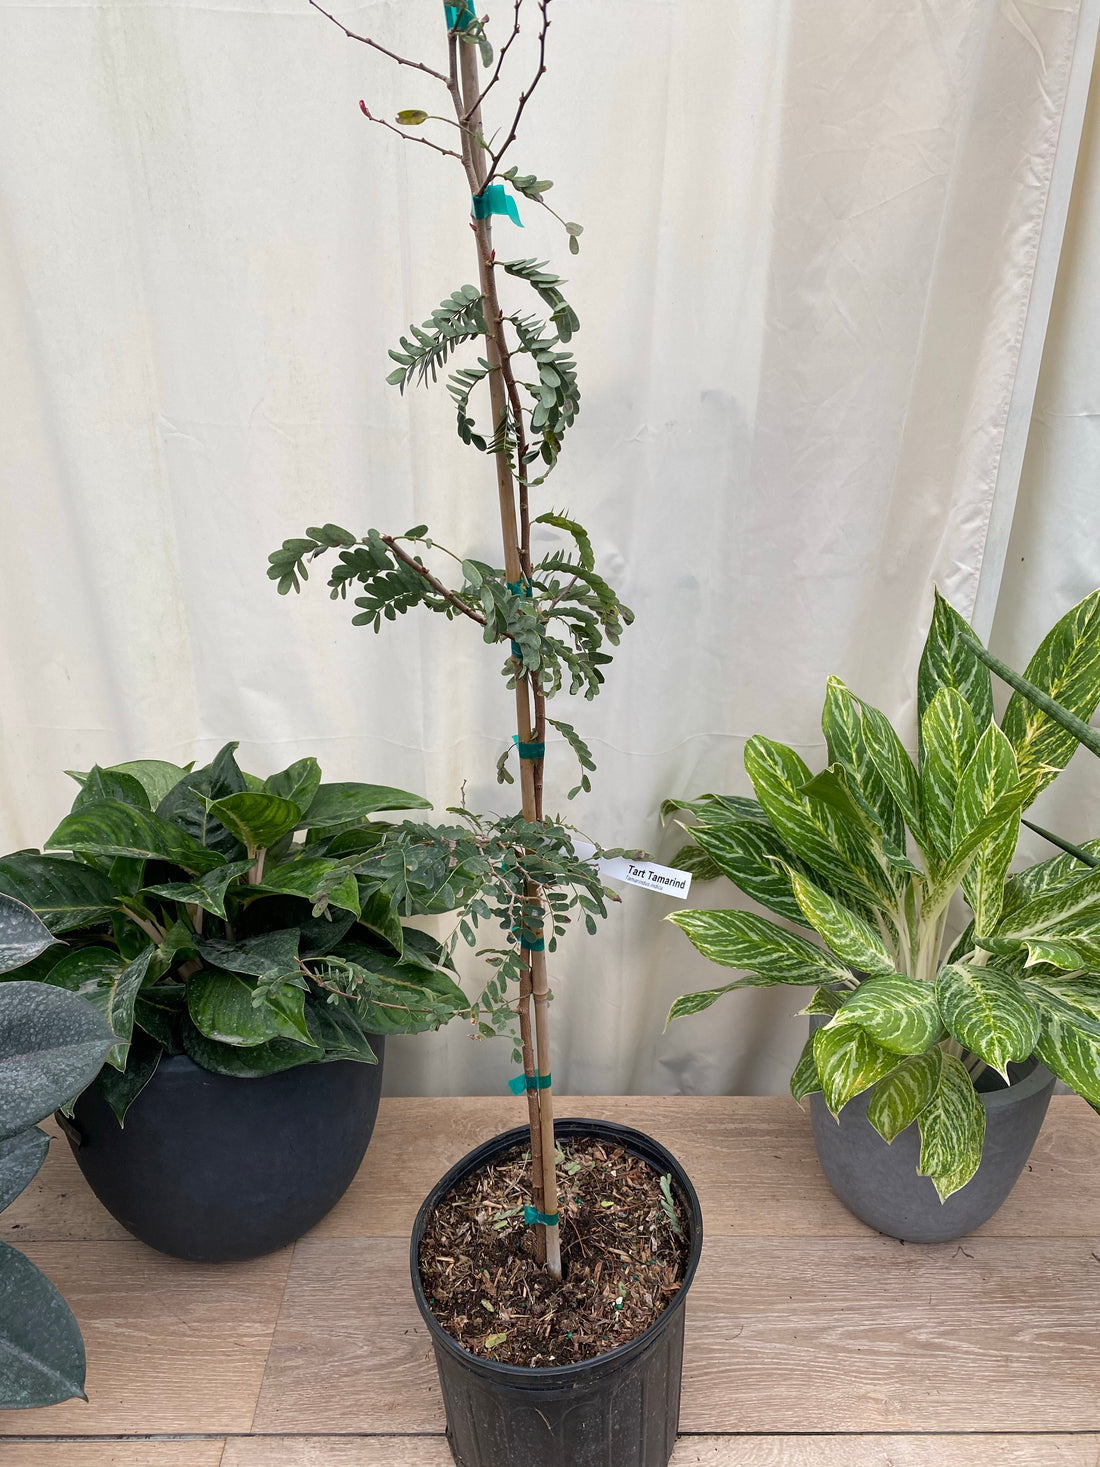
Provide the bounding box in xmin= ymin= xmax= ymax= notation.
xmin=411 ymin=1118 xmax=703 ymax=1467
xmin=809 ymin=1031 xmax=1055 ymax=1242
xmin=67 ymin=1044 xmax=385 ymax=1261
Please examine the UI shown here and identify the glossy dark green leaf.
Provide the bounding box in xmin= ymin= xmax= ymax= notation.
xmin=93 ymin=1030 xmax=161 ymax=1124
xmin=297 ymin=782 xmax=431 ymax=829
xmin=195 ymin=929 xmax=301 ymax=982
xmin=44 ymin=945 xmax=155 ymax=1071
xmin=0 ymin=982 xmax=116 ymax=1141
xmin=258 ymin=856 xmax=361 ymax=918
xmin=264 ymin=758 xmax=322 ymax=812
xmin=0 ymin=1241 xmax=86 ymax=1407
xmin=141 ymin=859 xmax=256 ymax=920
xmin=206 ymin=793 xmax=302 ymax=855
xmin=46 ymin=801 xmax=226 ymax=876
xmin=0 ymin=893 xmax=55 ymax=975
xmin=305 ymin=997 xmax=379 ymax=1063
xmin=187 ymin=968 xmax=316 ymax=1048
xmin=180 ymin=1022 xmax=317 ymax=1078
xmin=72 ymin=766 xmax=151 ymax=813
xmin=0 ymin=855 xmax=115 ymax=935
xmin=357 ymin=886 xmax=404 ymax=953
xmin=133 ymin=983 xmax=186 ymax=1050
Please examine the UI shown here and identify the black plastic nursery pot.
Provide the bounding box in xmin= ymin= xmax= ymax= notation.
xmin=809 ymin=1035 xmax=1056 ymax=1243
xmin=65 ymin=1042 xmax=385 ymax=1262
xmin=411 ymin=1118 xmax=703 ymax=1467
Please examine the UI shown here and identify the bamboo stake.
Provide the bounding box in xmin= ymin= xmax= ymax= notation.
xmin=457 ymin=30 xmax=561 ymax=1280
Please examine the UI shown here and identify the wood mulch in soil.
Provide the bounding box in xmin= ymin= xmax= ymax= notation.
xmin=417 ymin=1135 xmax=690 ymax=1367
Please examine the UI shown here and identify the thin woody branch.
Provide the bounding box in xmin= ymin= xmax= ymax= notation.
xmin=359 ymin=103 xmax=465 ymax=162
xmin=484 ymin=0 xmax=551 ymax=184
xmin=380 ymin=535 xmax=488 ymax=625
xmin=309 ymin=0 xmax=453 ymax=86
xmin=462 ymin=0 xmax=524 ymax=122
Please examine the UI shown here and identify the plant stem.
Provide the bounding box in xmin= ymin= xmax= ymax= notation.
xmin=457 ymin=32 xmax=561 ymax=1280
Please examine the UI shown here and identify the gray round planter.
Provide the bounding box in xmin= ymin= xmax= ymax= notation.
xmin=809 ymin=1035 xmax=1056 ymax=1242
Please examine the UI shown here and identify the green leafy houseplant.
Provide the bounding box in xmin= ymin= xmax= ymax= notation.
xmin=667 ymin=588 xmax=1100 ymax=1201
xmin=1 ymin=896 xmax=116 ymax=1407
xmin=0 ymin=744 xmax=471 ymax=1122
xmin=270 ymin=0 xmax=632 ymax=1280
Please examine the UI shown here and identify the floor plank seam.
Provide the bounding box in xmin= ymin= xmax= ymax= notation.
xmin=8 ymin=1430 xmax=1100 ymax=1443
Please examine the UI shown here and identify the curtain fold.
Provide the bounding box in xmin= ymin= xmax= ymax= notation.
xmin=1 ymin=1 xmax=1095 ymax=1096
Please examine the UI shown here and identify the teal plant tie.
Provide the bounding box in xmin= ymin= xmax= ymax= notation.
xmin=472 ymin=184 xmax=523 ymax=227
xmin=444 ymin=1 xmax=475 ymax=31
xmin=510 ymin=640 xmax=523 ymax=660
xmin=519 ymin=932 xmax=545 ymax=951
xmin=524 ymin=1205 xmax=560 ymax=1227
xmin=508 ymin=1072 xmax=552 ymax=1094
xmin=513 ymin=734 xmax=545 ymax=761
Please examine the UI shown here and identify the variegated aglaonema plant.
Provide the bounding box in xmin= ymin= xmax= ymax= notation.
xmin=666 ymin=588 xmax=1100 ymax=1201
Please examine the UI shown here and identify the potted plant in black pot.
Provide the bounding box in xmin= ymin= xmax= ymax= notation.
xmin=666 ymin=586 xmax=1100 ymax=1242
xmin=268 ymin=4 xmax=702 ymax=1464
xmin=1 ymin=894 xmax=117 ymax=1407
xmin=0 ymin=744 xmax=471 ymax=1261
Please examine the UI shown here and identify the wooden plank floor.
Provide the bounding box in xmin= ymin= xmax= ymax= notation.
xmin=3 ymin=1096 xmax=1100 ymax=1463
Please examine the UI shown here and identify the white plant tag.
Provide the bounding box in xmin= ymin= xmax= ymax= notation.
xmin=572 ymin=842 xmax=692 ymax=900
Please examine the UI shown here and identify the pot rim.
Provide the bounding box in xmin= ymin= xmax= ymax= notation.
xmin=979 ymin=1057 xmax=1055 ymax=1111
xmin=409 ymin=1116 xmax=703 ymax=1385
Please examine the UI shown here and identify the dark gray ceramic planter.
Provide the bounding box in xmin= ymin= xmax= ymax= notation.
xmin=66 ymin=1046 xmax=385 ymax=1261
xmin=810 ymin=1033 xmax=1055 ymax=1242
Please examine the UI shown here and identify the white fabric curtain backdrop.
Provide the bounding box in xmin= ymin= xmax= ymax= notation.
xmin=1 ymin=1 xmax=1097 ymax=1096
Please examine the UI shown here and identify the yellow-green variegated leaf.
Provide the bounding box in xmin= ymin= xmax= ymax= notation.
xmin=924 ymin=777 xmax=1036 ymax=916
xmin=687 ymin=819 xmax=809 ymax=927
xmin=787 ymin=868 xmax=896 ymax=977
xmin=951 ymin=722 xmax=1020 ymax=935
xmin=799 ymin=986 xmax=845 ymax=1015
xmin=866 ymin=1050 xmax=941 ymax=1142
xmin=822 ymin=675 xmax=905 ymax=851
xmin=829 ymin=975 xmax=943 ymax=1054
xmin=1002 ymin=839 xmax=1100 ymax=917
xmin=934 ymin=962 xmax=1038 ymax=1080
xmin=917 ymin=589 xmax=994 ymax=738
xmin=1024 ymin=985 xmax=1100 ymax=1107
xmin=920 ymin=688 xmax=979 ymax=864
xmin=744 ymin=736 xmax=895 ymax=909
xmin=846 ymin=689 xmax=927 ymax=853
xmin=1001 ymin=587 xmax=1100 ymax=802
xmin=1023 ymin=973 xmax=1100 ymax=1025
xmin=812 ymin=1022 xmax=900 ymax=1117
xmin=993 ymin=865 xmax=1100 ymax=953
xmin=665 ymin=984 xmax=741 ymax=1025
xmin=917 ymin=1051 xmax=986 ymax=1201
xmin=1022 ymin=938 xmax=1091 ymax=970
xmin=790 ymin=1034 xmax=822 ymax=1102
xmin=668 ymin=909 xmax=850 ymax=985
